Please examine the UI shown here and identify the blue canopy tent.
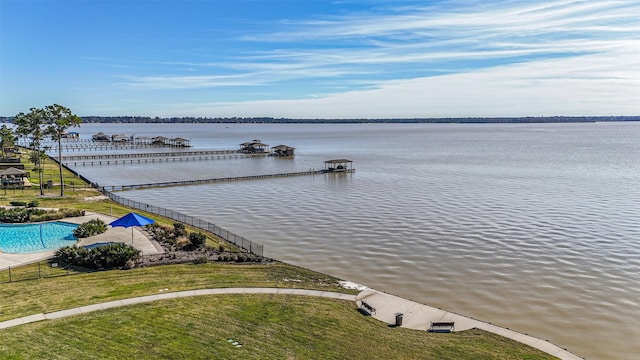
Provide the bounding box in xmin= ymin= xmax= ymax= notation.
xmin=109 ymin=212 xmax=155 ymax=244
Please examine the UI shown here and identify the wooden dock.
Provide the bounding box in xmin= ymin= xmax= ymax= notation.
xmin=20 ymin=141 xmax=184 ymax=152
xmin=61 ymin=149 xmax=241 ymax=160
xmin=61 ymin=150 xmax=266 ymax=166
xmin=103 ymin=169 xmax=355 ymax=191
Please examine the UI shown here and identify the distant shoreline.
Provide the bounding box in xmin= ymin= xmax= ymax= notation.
xmin=2 ymin=115 xmax=639 ymax=124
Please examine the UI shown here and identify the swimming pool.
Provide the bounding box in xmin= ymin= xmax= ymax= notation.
xmin=0 ymin=222 xmax=79 ymax=254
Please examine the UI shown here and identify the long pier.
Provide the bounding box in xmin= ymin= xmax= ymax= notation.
xmin=62 ymin=151 xmax=267 ymax=166
xmin=103 ymin=169 xmax=355 ymax=191
xmin=61 ymin=149 xmax=241 ymax=160
xmin=20 ymin=140 xmax=183 ymax=152
xmin=50 ymin=144 xmax=184 ymax=152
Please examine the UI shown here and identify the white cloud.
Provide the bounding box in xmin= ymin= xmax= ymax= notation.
xmin=155 ymin=46 xmax=640 ymax=118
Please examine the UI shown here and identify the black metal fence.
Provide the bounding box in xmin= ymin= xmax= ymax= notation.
xmin=0 ymin=262 xmax=75 ymax=283
xmin=104 ymin=191 xmax=264 ymax=257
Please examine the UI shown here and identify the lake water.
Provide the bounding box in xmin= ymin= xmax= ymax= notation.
xmin=67 ymin=122 xmax=640 ymax=360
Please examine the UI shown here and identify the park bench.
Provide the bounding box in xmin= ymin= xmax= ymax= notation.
xmin=359 ymin=300 xmax=376 ymax=315
xmin=428 ymin=321 xmax=455 ymax=333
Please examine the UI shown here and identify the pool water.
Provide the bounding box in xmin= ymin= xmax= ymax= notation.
xmin=0 ymin=222 xmax=79 ymax=253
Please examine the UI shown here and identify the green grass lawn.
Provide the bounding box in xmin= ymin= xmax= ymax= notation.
xmin=0 ymin=293 xmax=555 ymax=360
xmin=0 ymin=263 xmax=556 ymax=359
xmin=0 ymin=262 xmax=351 ymax=320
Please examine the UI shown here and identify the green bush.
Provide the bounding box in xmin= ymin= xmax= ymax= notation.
xmin=0 ymin=207 xmax=84 ymax=223
xmin=189 ymin=232 xmax=206 ymax=248
xmin=173 ymin=223 xmax=187 ymax=237
xmin=0 ymin=207 xmax=30 ymax=222
xmin=55 ymin=243 xmax=140 ymax=269
xmin=147 ymin=223 xmax=174 ymax=244
xmin=9 ymin=201 xmax=26 ymax=207
xmin=73 ymin=218 xmax=107 ymax=238
xmin=27 ymin=200 xmax=39 ymax=208
xmin=193 ymin=256 xmax=209 ymax=264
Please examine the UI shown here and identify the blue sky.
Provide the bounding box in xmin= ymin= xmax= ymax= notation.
xmin=1 ymin=0 xmax=638 ymax=118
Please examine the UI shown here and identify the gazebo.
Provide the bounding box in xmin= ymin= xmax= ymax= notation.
xmin=240 ymin=139 xmax=269 ymax=153
xmin=151 ymin=136 xmax=169 ymax=145
xmin=0 ymin=167 xmax=30 ymax=188
xmin=271 ymin=145 xmax=295 ymax=157
xmin=323 ymin=159 xmax=353 ymax=172
xmin=111 ymin=134 xmax=129 ymax=142
xmin=135 ymin=136 xmax=151 ymax=145
xmin=170 ymin=137 xmax=191 ymax=147
xmin=92 ymin=132 xmax=110 ymax=141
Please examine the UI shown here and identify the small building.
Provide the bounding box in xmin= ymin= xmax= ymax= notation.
xmin=111 ymin=134 xmax=129 ymax=142
xmin=0 ymin=167 xmax=30 ymax=188
xmin=92 ymin=132 xmax=110 ymax=141
xmin=62 ymin=131 xmax=80 ymax=139
xmin=324 ymin=159 xmax=353 ymax=172
xmin=151 ymin=136 xmax=169 ymax=146
xmin=240 ymin=139 xmax=269 ymax=153
xmin=170 ymin=137 xmax=191 ymax=147
xmin=135 ymin=136 xmax=152 ymax=145
xmin=271 ymin=145 xmax=295 ymax=157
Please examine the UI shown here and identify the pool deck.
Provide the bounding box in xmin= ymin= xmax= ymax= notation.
xmin=0 ymin=212 xmax=164 ymax=270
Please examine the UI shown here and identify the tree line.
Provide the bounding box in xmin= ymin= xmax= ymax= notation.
xmin=1 ymin=115 xmax=638 ymax=124
xmin=1 ymin=104 xmax=81 ymax=197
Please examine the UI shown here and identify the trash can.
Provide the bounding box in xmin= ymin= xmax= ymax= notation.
xmin=47 ymin=180 xmax=53 ymax=188
xmin=394 ymin=313 xmax=404 ymax=327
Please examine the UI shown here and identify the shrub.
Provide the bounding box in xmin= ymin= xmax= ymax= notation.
xmin=58 ymin=208 xmax=84 ymax=217
xmin=0 ymin=207 xmax=85 ymax=223
xmin=73 ymin=218 xmax=107 ymax=238
xmin=27 ymin=200 xmax=39 ymax=208
xmin=9 ymin=201 xmax=26 ymax=207
xmin=147 ymin=223 xmax=174 ymax=244
xmin=173 ymin=222 xmax=187 ymax=237
xmin=189 ymin=232 xmax=206 ymax=248
xmin=176 ymin=236 xmax=189 ymax=248
xmin=55 ymin=243 xmax=140 ymax=269
xmin=193 ymin=256 xmax=209 ymax=264
xmin=0 ymin=207 xmax=30 ymax=222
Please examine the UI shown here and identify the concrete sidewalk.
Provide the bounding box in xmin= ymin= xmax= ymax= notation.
xmin=357 ymin=288 xmax=583 ymax=360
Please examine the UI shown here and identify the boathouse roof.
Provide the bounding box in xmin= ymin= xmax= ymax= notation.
xmin=272 ymin=145 xmax=295 ymax=150
xmin=324 ymin=159 xmax=353 ymax=164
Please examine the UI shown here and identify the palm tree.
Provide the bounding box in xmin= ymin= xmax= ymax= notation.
xmin=44 ymin=104 xmax=82 ymax=196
